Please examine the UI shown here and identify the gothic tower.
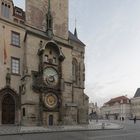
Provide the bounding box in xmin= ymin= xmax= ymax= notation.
xmin=25 ymin=0 xmax=68 ymax=39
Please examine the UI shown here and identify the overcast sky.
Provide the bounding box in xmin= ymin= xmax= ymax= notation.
xmin=13 ymin=0 xmax=140 ymax=106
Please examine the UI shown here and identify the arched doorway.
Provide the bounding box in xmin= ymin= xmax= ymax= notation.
xmin=2 ymin=94 xmax=15 ymax=124
xmin=49 ymin=115 xmax=53 ymax=126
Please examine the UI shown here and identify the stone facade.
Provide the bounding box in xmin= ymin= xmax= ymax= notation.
xmin=0 ymin=0 xmax=88 ymax=126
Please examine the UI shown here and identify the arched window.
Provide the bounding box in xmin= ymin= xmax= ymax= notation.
xmin=72 ymin=59 xmax=78 ymax=84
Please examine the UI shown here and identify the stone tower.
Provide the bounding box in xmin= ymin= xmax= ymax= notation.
xmin=25 ymin=0 xmax=68 ymax=39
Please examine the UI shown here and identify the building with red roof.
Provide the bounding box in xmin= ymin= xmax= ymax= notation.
xmin=101 ymin=96 xmax=131 ymax=120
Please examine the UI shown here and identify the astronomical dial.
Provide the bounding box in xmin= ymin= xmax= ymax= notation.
xmin=44 ymin=93 xmax=58 ymax=109
xmin=43 ymin=67 xmax=58 ymax=86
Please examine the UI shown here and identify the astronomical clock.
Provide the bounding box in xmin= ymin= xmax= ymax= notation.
xmin=44 ymin=93 xmax=58 ymax=109
xmin=43 ymin=67 xmax=59 ymax=87
xmin=32 ymin=41 xmax=65 ymax=113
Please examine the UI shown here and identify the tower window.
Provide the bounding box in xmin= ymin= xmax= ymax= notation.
xmin=1 ymin=2 xmax=10 ymax=18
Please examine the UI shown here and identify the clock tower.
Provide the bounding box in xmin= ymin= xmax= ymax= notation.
xmin=31 ymin=40 xmax=65 ymax=125
xmin=0 ymin=0 xmax=88 ymax=126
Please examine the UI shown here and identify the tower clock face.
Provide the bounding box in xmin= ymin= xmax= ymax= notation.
xmin=43 ymin=67 xmax=59 ymax=86
xmin=44 ymin=93 xmax=58 ymax=109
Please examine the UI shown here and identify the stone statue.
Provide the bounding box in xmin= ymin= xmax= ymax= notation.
xmin=6 ymin=68 xmax=11 ymax=86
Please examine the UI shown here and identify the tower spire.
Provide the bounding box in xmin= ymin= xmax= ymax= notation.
xmin=46 ymin=0 xmax=53 ymax=38
xmin=74 ymin=18 xmax=78 ymax=38
xmin=74 ymin=28 xmax=78 ymax=38
xmin=48 ymin=0 xmax=50 ymax=13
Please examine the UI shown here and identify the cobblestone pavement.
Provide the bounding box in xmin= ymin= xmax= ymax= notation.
xmin=0 ymin=120 xmax=140 ymax=140
xmin=0 ymin=120 xmax=122 ymax=135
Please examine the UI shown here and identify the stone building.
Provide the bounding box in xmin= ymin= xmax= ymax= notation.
xmin=131 ymin=88 xmax=140 ymax=119
xmin=89 ymin=102 xmax=100 ymax=120
xmin=0 ymin=0 xmax=88 ymax=126
xmin=101 ymin=96 xmax=131 ymax=120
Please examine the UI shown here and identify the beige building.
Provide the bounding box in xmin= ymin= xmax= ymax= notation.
xmin=0 ymin=0 xmax=88 ymax=126
xmin=101 ymin=96 xmax=131 ymax=120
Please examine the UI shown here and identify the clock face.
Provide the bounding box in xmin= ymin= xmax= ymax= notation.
xmin=44 ymin=93 xmax=57 ymax=109
xmin=43 ymin=67 xmax=58 ymax=86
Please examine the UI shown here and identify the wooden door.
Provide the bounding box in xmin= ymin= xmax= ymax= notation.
xmin=49 ymin=115 xmax=53 ymax=126
xmin=2 ymin=94 xmax=15 ymax=124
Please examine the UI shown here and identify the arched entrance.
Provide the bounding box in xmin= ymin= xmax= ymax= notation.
xmin=2 ymin=94 xmax=15 ymax=124
xmin=49 ymin=115 xmax=53 ymax=126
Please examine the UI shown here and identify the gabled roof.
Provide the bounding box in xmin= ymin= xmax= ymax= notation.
xmin=134 ymin=88 xmax=140 ymax=98
xmin=105 ymin=96 xmax=130 ymax=106
xmin=68 ymin=31 xmax=85 ymax=46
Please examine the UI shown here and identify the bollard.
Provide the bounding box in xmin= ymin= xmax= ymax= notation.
xmin=102 ymin=123 xmax=105 ymax=129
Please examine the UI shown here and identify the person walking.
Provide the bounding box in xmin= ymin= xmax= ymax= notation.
xmin=134 ymin=116 xmax=136 ymax=124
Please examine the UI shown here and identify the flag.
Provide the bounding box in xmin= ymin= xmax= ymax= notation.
xmin=4 ymin=38 xmax=7 ymax=64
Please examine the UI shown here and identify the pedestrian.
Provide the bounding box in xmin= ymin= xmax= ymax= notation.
xmin=134 ymin=116 xmax=136 ymax=124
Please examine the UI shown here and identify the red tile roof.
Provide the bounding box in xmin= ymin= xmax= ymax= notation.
xmin=105 ymin=96 xmax=130 ymax=106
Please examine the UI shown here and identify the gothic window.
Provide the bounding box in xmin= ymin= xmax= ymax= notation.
xmin=11 ymin=57 xmax=20 ymax=74
xmin=11 ymin=31 xmax=20 ymax=47
xmin=72 ymin=59 xmax=78 ymax=84
xmin=1 ymin=2 xmax=10 ymax=18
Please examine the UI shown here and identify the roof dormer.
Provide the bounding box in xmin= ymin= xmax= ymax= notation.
xmin=0 ymin=0 xmax=14 ymax=19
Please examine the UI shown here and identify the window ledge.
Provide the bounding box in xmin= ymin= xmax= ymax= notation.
xmin=11 ymin=44 xmax=21 ymax=48
xmin=11 ymin=73 xmax=21 ymax=76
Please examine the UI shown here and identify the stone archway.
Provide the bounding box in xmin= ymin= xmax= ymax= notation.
xmin=2 ymin=94 xmax=15 ymax=124
xmin=0 ymin=87 xmax=20 ymax=125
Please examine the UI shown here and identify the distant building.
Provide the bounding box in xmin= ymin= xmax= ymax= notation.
xmin=101 ymin=96 xmax=131 ymax=120
xmin=131 ymin=88 xmax=140 ymax=119
xmin=89 ymin=102 xmax=100 ymax=120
